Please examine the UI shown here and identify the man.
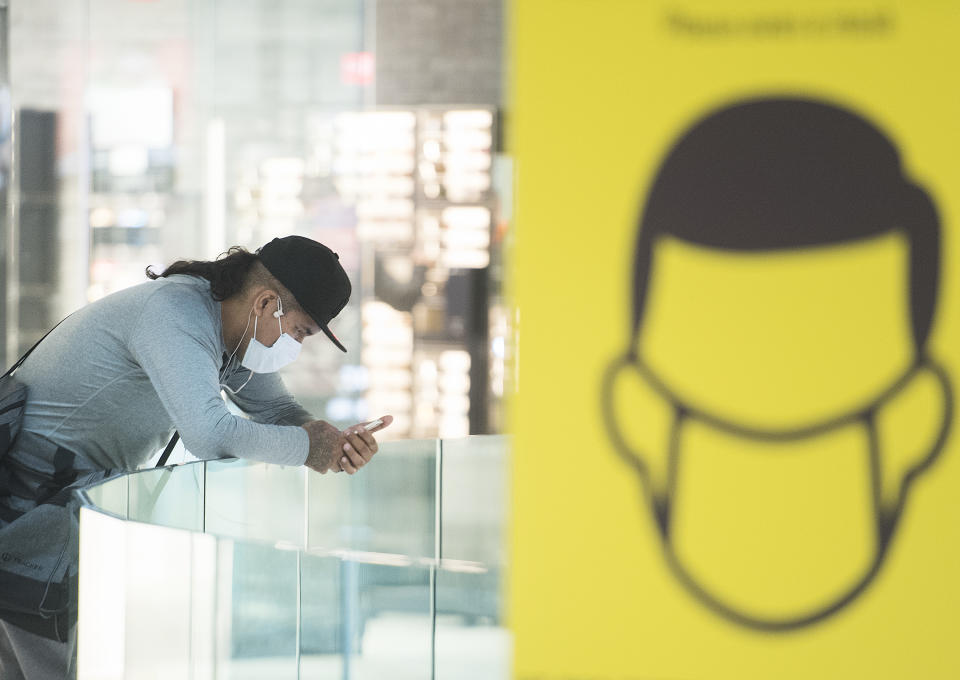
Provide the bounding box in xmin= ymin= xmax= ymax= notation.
xmin=0 ymin=234 xmax=391 ymax=678
xmin=602 ymin=97 xmax=951 ymax=630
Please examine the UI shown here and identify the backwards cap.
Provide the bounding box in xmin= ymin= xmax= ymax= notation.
xmin=258 ymin=236 xmax=352 ymax=352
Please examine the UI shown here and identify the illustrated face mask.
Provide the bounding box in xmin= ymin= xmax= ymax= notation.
xmin=604 ymin=354 xmax=952 ymax=630
xmin=241 ymin=297 xmax=302 ymax=374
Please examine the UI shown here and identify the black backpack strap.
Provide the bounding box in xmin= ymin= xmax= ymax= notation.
xmin=2 ymin=318 xmax=69 ymax=379
xmin=5 ymin=316 xmax=183 ymax=469
xmin=155 ymin=431 xmax=180 ymax=467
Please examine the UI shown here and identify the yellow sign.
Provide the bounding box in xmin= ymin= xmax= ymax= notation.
xmin=509 ymin=1 xmax=960 ymax=678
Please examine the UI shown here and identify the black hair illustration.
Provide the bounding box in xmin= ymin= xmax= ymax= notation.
xmin=603 ymin=96 xmax=952 ymax=631
xmin=630 ymin=98 xmax=939 ymax=352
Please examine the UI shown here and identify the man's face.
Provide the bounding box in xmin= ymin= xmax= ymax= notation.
xmin=251 ymin=302 xmax=321 ymax=350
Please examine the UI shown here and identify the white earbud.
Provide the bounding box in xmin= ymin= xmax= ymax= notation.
xmin=273 ymin=310 xmax=283 ymax=318
xmin=273 ymin=297 xmax=285 ymax=318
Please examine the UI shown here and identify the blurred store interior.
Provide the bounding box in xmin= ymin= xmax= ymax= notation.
xmin=0 ymin=0 xmax=510 ymax=442
xmin=0 ymin=1 xmax=511 ymax=676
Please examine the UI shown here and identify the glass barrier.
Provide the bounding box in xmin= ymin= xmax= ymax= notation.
xmin=308 ymin=438 xmax=439 ymax=560
xmin=437 ymin=435 xmax=510 ymax=680
xmin=206 ymin=459 xmax=307 ymax=546
xmin=81 ymin=471 xmax=129 ymax=520
xmin=127 ymin=462 xmax=206 ymax=532
xmin=75 ymin=435 xmax=509 ymax=680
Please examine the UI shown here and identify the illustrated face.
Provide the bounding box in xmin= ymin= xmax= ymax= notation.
xmin=606 ymin=229 xmax=951 ymax=630
xmin=638 ymin=231 xmax=914 ymax=427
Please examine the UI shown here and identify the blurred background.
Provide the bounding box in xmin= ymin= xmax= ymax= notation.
xmin=0 ymin=0 xmax=510 ymax=441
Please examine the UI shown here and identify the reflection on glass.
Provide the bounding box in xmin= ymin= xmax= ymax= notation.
xmin=308 ymin=438 xmax=437 ymax=560
xmin=205 ymin=459 xmax=306 ymax=546
xmin=82 ymin=474 xmax=129 ymax=519
xmin=127 ymin=464 xmax=204 ymax=531
xmin=436 ymin=435 xmax=510 ymax=679
xmin=441 ymin=435 xmax=509 ymax=565
xmin=435 ymin=569 xmax=510 ymax=680
xmin=352 ymin=562 xmax=433 ymax=679
xmin=78 ymin=509 xmax=218 ymax=680
xmin=300 ymin=557 xmax=433 ymax=680
xmin=78 ymin=509 xmax=127 ymax=680
xmin=121 ymin=524 xmax=202 ymax=680
xmin=219 ymin=540 xmax=299 ymax=680
xmin=299 ymin=553 xmax=344 ymax=676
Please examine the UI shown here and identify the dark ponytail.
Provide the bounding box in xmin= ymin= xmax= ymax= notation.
xmin=145 ymin=246 xmax=258 ymax=301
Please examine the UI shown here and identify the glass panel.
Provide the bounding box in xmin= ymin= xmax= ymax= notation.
xmin=353 ymin=561 xmax=434 ymax=679
xmin=440 ymin=434 xmax=509 ymax=564
xmin=78 ymin=508 xmax=128 ymax=680
xmin=436 ymin=435 xmax=510 ymax=678
xmin=307 ymin=438 xmax=437 ymax=560
xmin=298 ymin=553 xmax=345 ymax=677
xmin=190 ymin=532 xmax=219 ymax=679
xmin=127 ymin=462 xmax=204 ymax=531
xmin=205 ymin=459 xmax=306 ymax=546
xmin=303 ymin=462 xmax=350 ymax=553
xmin=299 ymin=554 xmax=434 ymax=679
xmin=218 ymin=539 xmax=299 ymax=680
xmin=434 ymin=567 xmax=510 ymax=680
xmin=82 ymin=474 xmax=129 ymax=519
xmin=121 ymin=523 xmax=204 ymax=680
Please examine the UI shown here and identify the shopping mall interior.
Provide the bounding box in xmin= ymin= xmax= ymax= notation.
xmin=2 ymin=0 xmax=508 ymax=678
xmin=1 ymin=0 xmax=507 ymax=441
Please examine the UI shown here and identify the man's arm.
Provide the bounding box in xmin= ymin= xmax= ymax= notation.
xmin=128 ymin=286 xmax=309 ymax=465
xmin=223 ymin=370 xmax=313 ymax=426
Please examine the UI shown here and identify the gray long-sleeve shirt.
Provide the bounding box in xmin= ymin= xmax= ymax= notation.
xmin=12 ymin=274 xmax=311 ymax=471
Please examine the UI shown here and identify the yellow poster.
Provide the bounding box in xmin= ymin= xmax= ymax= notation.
xmin=509 ymin=1 xmax=960 ymax=678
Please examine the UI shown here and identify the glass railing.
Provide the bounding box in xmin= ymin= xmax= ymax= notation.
xmin=75 ymin=435 xmax=509 ymax=680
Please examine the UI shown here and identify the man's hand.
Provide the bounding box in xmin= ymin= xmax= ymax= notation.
xmin=302 ymin=415 xmax=393 ymax=475
xmin=336 ymin=415 xmax=393 ymax=474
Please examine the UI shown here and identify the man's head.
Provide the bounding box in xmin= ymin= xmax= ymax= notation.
xmin=233 ymin=261 xmax=322 ymax=351
xmin=256 ymin=236 xmax=352 ymax=352
xmin=147 ymin=235 xmax=352 ymax=354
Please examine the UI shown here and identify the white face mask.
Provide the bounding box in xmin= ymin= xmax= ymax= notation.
xmin=241 ymin=297 xmax=302 ymax=374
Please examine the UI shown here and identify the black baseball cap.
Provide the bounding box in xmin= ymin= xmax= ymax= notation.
xmin=258 ymin=236 xmax=352 ymax=352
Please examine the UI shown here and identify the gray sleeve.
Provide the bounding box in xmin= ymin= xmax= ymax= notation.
xmin=127 ymin=287 xmax=310 ymax=466
xmin=224 ymin=370 xmax=314 ymax=426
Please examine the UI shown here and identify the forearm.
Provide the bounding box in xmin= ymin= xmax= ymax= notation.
xmin=178 ymin=402 xmax=310 ymax=465
xmin=302 ymin=420 xmax=343 ymax=472
xmin=225 ymin=371 xmax=314 ymax=426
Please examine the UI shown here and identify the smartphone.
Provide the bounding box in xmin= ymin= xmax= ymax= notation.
xmin=363 ymin=418 xmax=384 ymax=432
